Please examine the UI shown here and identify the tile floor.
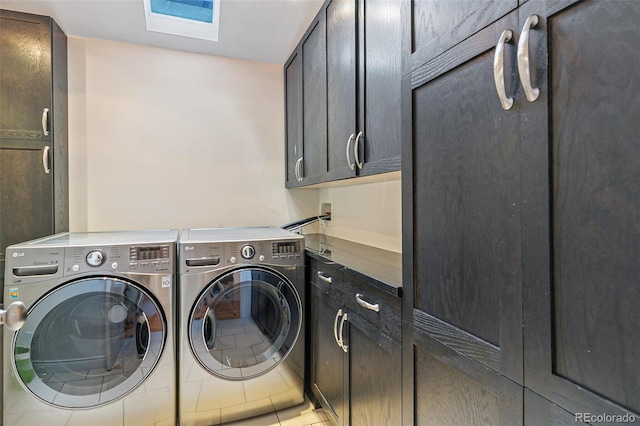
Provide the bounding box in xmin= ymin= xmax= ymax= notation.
xmin=223 ymin=396 xmax=330 ymax=426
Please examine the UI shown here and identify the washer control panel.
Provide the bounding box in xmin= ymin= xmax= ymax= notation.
xmin=65 ymin=243 xmax=174 ymax=275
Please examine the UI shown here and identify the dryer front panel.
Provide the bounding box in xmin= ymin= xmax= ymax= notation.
xmin=189 ymin=267 xmax=302 ymax=380
xmin=12 ymin=276 xmax=166 ymax=409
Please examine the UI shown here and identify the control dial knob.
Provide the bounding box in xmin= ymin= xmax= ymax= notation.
xmin=241 ymin=245 xmax=255 ymax=259
xmin=86 ymin=250 xmax=106 ymax=267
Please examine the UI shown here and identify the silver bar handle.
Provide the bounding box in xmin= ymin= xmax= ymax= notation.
xmin=355 ymin=293 xmax=380 ymax=312
xmin=41 ymin=107 xmax=49 ymax=136
xmin=517 ymin=14 xmax=540 ymax=102
xmin=42 ymin=146 xmax=51 ymax=174
xmin=339 ymin=312 xmax=348 ymax=352
xmin=317 ymin=270 xmax=332 ymax=284
xmin=333 ymin=308 xmax=343 ymax=348
xmin=295 ymin=157 xmax=303 ymax=182
xmin=0 ymin=301 xmax=27 ymax=331
xmin=346 ymin=134 xmax=355 ymax=170
xmin=354 ymin=131 xmax=364 ymax=170
xmin=493 ymin=29 xmax=514 ymax=110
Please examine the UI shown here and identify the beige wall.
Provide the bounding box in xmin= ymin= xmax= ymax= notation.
xmin=317 ymin=178 xmax=402 ymax=253
xmin=67 ymin=37 xmax=401 ymax=252
xmin=67 ymin=37 xmax=318 ymax=232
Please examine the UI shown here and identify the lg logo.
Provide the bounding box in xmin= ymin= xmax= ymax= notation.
xmin=184 ymin=246 xmax=194 ymax=251
xmin=12 ymin=252 xmax=25 ymax=258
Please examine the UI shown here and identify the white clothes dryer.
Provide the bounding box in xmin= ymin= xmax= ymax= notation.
xmin=2 ymin=230 xmax=178 ymax=426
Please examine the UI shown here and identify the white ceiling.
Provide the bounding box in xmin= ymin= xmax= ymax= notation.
xmin=0 ymin=0 xmax=323 ymax=64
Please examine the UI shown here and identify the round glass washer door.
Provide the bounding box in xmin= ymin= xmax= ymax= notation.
xmin=189 ymin=267 xmax=302 ymax=380
xmin=12 ymin=277 xmax=166 ymax=409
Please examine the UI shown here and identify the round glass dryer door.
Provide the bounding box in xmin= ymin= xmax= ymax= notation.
xmin=12 ymin=277 xmax=166 ymax=408
xmin=189 ymin=267 xmax=302 ymax=380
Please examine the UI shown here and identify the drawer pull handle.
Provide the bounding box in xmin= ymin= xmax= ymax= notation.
xmin=317 ymin=271 xmax=332 ymax=284
xmin=356 ymin=293 xmax=379 ymax=312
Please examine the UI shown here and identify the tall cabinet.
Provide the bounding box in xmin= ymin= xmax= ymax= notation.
xmin=402 ymin=0 xmax=639 ymax=423
xmin=0 ymin=9 xmax=68 ymax=296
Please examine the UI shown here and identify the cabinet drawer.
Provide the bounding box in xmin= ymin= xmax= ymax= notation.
xmin=309 ymin=258 xmax=344 ymax=297
xmin=342 ymin=274 xmax=401 ymax=343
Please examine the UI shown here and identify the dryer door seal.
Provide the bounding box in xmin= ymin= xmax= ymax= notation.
xmin=11 ymin=276 xmax=166 ymax=408
xmin=189 ymin=267 xmax=302 ymax=380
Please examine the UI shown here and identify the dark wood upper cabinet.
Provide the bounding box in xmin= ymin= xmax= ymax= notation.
xmin=284 ymin=14 xmax=327 ymax=187
xmin=0 ymin=11 xmax=52 ymax=141
xmin=520 ymin=0 xmax=640 ymax=417
xmin=284 ymin=51 xmax=303 ymax=187
xmin=357 ymin=0 xmax=401 ymax=176
xmin=0 ymin=9 xmax=68 ymax=296
xmin=285 ymin=0 xmax=401 ymax=187
xmin=325 ymin=0 xmax=357 ymax=182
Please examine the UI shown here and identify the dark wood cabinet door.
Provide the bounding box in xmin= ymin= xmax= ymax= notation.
xmin=524 ymin=390 xmax=576 ymax=426
xmin=405 ymin=11 xmax=523 ymax=383
xmin=521 ymin=0 xmax=640 ymax=417
xmin=285 ymin=50 xmax=303 ymax=187
xmin=349 ymin=314 xmax=402 ymax=426
xmin=301 ymin=16 xmax=327 ymax=184
xmin=0 ymin=10 xmax=52 ymax=141
xmin=357 ymin=0 xmax=401 ymax=176
xmin=0 ymin=141 xmax=54 ymax=278
xmin=310 ymin=285 xmax=347 ymax=425
xmin=403 ymin=0 xmax=518 ymax=74
xmin=410 ymin=328 xmax=523 ymax=426
xmin=325 ymin=0 xmax=357 ymax=181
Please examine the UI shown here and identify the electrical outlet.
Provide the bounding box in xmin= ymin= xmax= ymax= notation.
xmin=319 ymin=199 xmax=332 ymax=225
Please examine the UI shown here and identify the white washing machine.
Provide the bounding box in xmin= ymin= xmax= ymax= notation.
xmin=178 ymin=227 xmax=305 ymax=425
xmin=2 ymin=230 xmax=178 ymax=426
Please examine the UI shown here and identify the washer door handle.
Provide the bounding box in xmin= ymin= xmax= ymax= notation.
xmin=0 ymin=301 xmax=27 ymax=331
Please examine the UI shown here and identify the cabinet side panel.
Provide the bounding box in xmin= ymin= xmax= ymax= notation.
xmin=52 ymin=19 xmax=68 ymax=233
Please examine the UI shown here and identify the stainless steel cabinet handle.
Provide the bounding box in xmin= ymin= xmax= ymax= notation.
xmin=41 ymin=107 xmax=49 ymax=136
xmin=333 ymin=308 xmax=343 ymax=348
xmin=295 ymin=157 xmax=303 ymax=182
xmin=345 ymin=134 xmax=355 ymax=170
xmin=517 ymin=14 xmax=540 ymax=102
xmin=317 ymin=270 xmax=332 ymax=284
xmin=42 ymin=146 xmax=51 ymax=174
xmin=339 ymin=312 xmax=348 ymax=352
xmin=354 ymin=131 xmax=364 ymax=170
xmin=0 ymin=301 xmax=27 ymax=331
xmin=355 ymin=293 xmax=380 ymax=312
xmin=493 ymin=29 xmax=514 ymax=110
